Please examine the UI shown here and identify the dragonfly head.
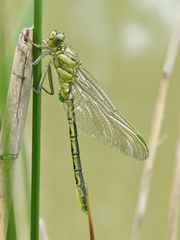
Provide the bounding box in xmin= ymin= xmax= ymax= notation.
xmin=44 ymin=30 xmax=65 ymax=48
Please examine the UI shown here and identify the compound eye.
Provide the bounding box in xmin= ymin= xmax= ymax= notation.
xmin=55 ymin=32 xmax=65 ymax=43
xmin=54 ymin=36 xmax=61 ymax=44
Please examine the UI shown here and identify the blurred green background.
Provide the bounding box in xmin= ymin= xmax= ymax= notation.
xmin=1 ymin=0 xmax=180 ymax=239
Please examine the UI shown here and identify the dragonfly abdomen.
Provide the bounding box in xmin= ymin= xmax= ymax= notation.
xmin=67 ymin=99 xmax=88 ymax=212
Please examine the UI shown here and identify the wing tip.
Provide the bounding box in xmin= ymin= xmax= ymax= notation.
xmin=136 ymin=133 xmax=149 ymax=160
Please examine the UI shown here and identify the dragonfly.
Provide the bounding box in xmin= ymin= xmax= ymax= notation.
xmin=32 ymin=30 xmax=149 ymax=213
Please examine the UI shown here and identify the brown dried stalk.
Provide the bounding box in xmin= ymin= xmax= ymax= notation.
xmin=167 ymin=119 xmax=180 ymax=240
xmin=0 ymin=27 xmax=33 ymax=240
xmin=131 ymin=8 xmax=180 ymax=240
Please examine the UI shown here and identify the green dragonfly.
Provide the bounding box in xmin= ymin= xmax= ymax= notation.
xmin=33 ymin=30 xmax=149 ymax=213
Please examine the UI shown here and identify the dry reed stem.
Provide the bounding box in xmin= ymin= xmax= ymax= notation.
xmin=0 ymin=27 xmax=33 ymax=158
xmin=131 ymin=7 xmax=180 ymax=240
xmin=167 ymin=11 xmax=180 ymax=236
xmin=167 ymin=120 xmax=180 ymax=240
xmin=0 ymin=27 xmax=33 ymax=240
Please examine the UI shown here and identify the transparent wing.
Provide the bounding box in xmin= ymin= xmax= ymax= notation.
xmin=70 ymin=67 xmax=149 ymax=160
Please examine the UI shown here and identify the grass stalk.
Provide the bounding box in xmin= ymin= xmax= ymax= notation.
xmin=30 ymin=0 xmax=42 ymax=240
xmin=0 ymin=3 xmax=11 ymax=239
xmin=6 ymin=203 xmax=17 ymax=240
xmin=0 ymin=1 xmax=9 ymax=112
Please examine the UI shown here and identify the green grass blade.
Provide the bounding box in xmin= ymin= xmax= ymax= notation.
xmin=30 ymin=1 xmax=42 ymax=240
xmin=6 ymin=203 xmax=17 ymax=240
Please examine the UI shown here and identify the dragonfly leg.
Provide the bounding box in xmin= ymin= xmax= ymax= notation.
xmin=13 ymin=70 xmax=40 ymax=94
xmin=42 ymin=63 xmax=55 ymax=95
xmin=22 ymin=60 xmax=52 ymax=94
xmin=17 ymin=44 xmax=50 ymax=68
xmin=33 ymin=60 xmax=52 ymax=94
xmin=33 ymin=51 xmax=51 ymax=65
xmin=17 ymin=43 xmax=52 ymax=94
xmin=20 ymin=31 xmax=48 ymax=49
xmin=16 ymin=53 xmax=54 ymax=95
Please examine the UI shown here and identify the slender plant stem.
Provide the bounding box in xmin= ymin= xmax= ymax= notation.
xmin=0 ymin=2 xmax=11 ymax=240
xmin=131 ymin=7 xmax=180 ymax=240
xmin=167 ymin=118 xmax=180 ymax=240
xmin=167 ymin=10 xmax=180 ymax=239
xmin=0 ymin=0 xmax=9 ymax=112
xmin=31 ymin=1 xmax=42 ymax=240
xmin=6 ymin=203 xmax=17 ymax=240
xmin=22 ymin=142 xmax=30 ymax=222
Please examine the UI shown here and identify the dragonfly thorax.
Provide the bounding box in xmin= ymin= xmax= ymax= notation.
xmin=51 ymin=45 xmax=80 ymax=85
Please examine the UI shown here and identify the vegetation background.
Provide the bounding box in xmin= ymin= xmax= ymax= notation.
xmin=0 ymin=0 xmax=180 ymax=239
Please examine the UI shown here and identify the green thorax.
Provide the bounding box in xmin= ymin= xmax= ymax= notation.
xmin=55 ymin=46 xmax=80 ymax=103
xmin=53 ymin=46 xmax=79 ymax=83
